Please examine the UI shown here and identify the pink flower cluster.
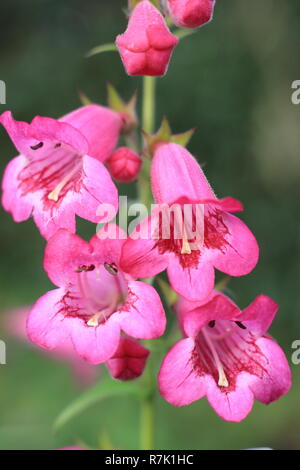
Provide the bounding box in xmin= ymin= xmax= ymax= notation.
xmin=0 ymin=0 xmax=291 ymax=424
xmin=1 ymin=104 xmax=152 ymax=381
xmin=1 ymin=106 xmax=291 ymax=420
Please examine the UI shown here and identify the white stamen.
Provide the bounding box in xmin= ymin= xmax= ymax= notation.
xmin=86 ymin=308 xmax=109 ymax=327
xmin=181 ymin=226 xmax=192 ymax=255
xmin=218 ymin=370 xmax=229 ymax=388
xmin=87 ymin=314 xmax=100 ymax=327
xmin=48 ymin=164 xmax=81 ymax=201
xmin=202 ymin=328 xmax=229 ymax=388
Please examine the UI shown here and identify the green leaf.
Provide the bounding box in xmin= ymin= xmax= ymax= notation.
xmin=85 ymin=43 xmax=117 ymax=58
xmin=54 ymin=378 xmax=143 ymax=431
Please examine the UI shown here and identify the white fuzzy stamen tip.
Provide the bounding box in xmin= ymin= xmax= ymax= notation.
xmin=181 ymin=239 xmax=192 ymax=255
xmin=87 ymin=316 xmax=99 ymax=327
xmin=48 ymin=190 xmax=59 ymax=202
xmin=218 ymin=371 xmax=229 ymax=388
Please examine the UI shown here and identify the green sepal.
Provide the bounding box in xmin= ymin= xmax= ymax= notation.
xmin=78 ymin=90 xmax=92 ymax=106
xmin=107 ymin=83 xmax=138 ymax=133
xmin=128 ymin=0 xmax=160 ymax=10
xmin=171 ymin=128 xmax=195 ymax=147
xmin=143 ymin=116 xmax=195 ymax=157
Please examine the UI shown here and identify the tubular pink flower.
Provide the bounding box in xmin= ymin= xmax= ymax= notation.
xmin=116 ymin=0 xmax=179 ymax=76
xmin=166 ymin=0 xmax=216 ymax=29
xmin=106 ymin=336 xmax=150 ymax=381
xmin=1 ymin=105 xmax=123 ymax=239
xmin=158 ymin=291 xmax=292 ymax=422
xmin=27 ymin=225 xmax=166 ymax=365
xmin=121 ymin=142 xmax=259 ymax=301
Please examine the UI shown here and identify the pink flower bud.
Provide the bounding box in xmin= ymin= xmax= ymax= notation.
xmin=116 ymin=0 xmax=179 ymax=76
xmin=107 ymin=337 xmax=150 ymax=381
xmin=107 ymin=147 xmax=142 ymax=183
xmin=166 ymin=0 xmax=215 ymax=29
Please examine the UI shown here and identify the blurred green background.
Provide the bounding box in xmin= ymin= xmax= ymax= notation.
xmin=0 ymin=0 xmax=299 ymax=450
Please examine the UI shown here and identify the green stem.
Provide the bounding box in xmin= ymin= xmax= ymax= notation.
xmin=140 ymin=395 xmax=155 ymax=450
xmin=142 ymin=76 xmax=156 ymax=134
xmin=138 ymin=75 xmax=157 ymax=450
xmin=138 ymin=76 xmax=156 ymax=209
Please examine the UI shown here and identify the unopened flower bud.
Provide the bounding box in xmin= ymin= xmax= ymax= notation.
xmin=116 ymin=0 xmax=178 ymax=76
xmin=107 ymin=147 xmax=142 ymax=183
xmin=107 ymin=337 xmax=150 ymax=381
xmin=166 ymin=0 xmax=215 ymax=29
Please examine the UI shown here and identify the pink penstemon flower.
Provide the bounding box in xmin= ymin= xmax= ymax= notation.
xmin=158 ymin=291 xmax=291 ymax=422
xmin=116 ymin=0 xmax=179 ymax=76
xmin=166 ymin=0 xmax=216 ymax=29
xmin=121 ymin=142 xmax=259 ymax=301
xmin=27 ymin=225 xmax=166 ymax=364
xmin=1 ymin=105 xmax=123 ymax=239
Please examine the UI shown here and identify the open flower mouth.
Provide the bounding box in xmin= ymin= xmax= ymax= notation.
xmin=191 ymin=321 xmax=268 ymax=392
xmin=58 ymin=262 xmax=128 ymax=327
xmin=17 ymin=140 xmax=83 ymax=210
xmin=154 ymin=202 xmax=230 ymax=268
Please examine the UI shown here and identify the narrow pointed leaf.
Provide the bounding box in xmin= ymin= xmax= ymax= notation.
xmin=85 ymin=43 xmax=117 ymax=58
xmin=54 ymin=378 xmax=143 ymax=431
